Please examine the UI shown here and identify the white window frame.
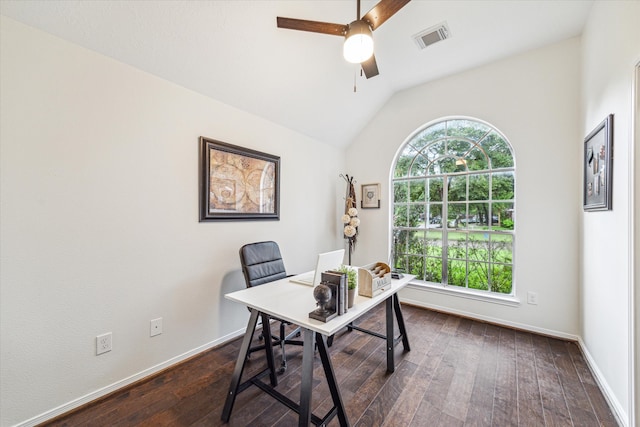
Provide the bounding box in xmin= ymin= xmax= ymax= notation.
xmin=390 ymin=117 xmax=516 ymax=298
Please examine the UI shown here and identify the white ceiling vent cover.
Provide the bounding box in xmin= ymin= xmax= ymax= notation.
xmin=413 ymin=22 xmax=450 ymax=49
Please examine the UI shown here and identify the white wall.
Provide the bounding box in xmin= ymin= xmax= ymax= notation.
xmin=0 ymin=17 xmax=345 ymax=426
xmin=580 ymin=1 xmax=640 ymax=425
xmin=348 ymin=38 xmax=582 ymax=337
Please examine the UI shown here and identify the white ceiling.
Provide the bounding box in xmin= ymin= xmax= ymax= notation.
xmin=0 ymin=0 xmax=594 ymax=148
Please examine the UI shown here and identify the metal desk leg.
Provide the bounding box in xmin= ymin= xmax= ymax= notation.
xmin=386 ymin=296 xmax=395 ymax=373
xmin=260 ymin=313 xmax=278 ymax=387
xmin=393 ymin=294 xmax=410 ymax=352
xmin=316 ymin=334 xmax=349 ymax=426
xmin=299 ymin=328 xmax=315 ymax=427
xmin=221 ymin=309 xmax=260 ymax=422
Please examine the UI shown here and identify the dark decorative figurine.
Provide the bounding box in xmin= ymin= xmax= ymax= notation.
xmin=314 ymin=284 xmax=332 ymax=313
xmin=309 ymin=283 xmax=337 ymax=322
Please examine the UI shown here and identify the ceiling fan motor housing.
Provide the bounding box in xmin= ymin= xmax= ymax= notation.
xmin=343 ymin=20 xmax=374 ymax=63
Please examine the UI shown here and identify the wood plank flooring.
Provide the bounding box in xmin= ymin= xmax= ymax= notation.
xmin=41 ymin=304 xmax=619 ymax=427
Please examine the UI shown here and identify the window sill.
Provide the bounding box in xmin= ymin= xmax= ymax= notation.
xmin=405 ymin=281 xmax=521 ymax=307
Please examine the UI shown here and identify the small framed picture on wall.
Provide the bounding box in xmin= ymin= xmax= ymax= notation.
xmin=361 ymin=183 xmax=381 ymax=209
xmin=583 ymin=114 xmax=613 ymax=212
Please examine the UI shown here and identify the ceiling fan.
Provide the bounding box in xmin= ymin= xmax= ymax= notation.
xmin=277 ymin=0 xmax=411 ymax=79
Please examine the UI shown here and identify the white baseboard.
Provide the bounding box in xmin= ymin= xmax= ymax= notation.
xmin=399 ymin=296 xmax=580 ymax=340
xmin=576 ymin=337 xmax=629 ymax=427
xmin=13 ymin=327 xmax=247 ymax=427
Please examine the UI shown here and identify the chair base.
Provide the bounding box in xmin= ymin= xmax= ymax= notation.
xmin=248 ymin=321 xmax=302 ymax=374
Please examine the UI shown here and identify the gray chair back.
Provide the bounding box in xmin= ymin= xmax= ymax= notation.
xmin=239 ymin=241 xmax=287 ymax=288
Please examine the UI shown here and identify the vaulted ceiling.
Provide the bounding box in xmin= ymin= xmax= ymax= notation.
xmin=0 ymin=0 xmax=594 ymax=147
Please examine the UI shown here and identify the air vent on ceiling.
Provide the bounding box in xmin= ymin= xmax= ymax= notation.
xmin=413 ymin=22 xmax=450 ymax=50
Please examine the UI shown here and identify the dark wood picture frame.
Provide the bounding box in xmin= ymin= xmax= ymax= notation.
xmin=199 ymin=137 xmax=280 ymax=221
xmin=583 ymin=114 xmax=613 ymax=211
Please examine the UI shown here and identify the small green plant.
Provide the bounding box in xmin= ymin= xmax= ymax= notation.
xmin=337 ymin=265 xmax=357 ymax=290
xmin=501 ymin=218 xmax=514 ymax=229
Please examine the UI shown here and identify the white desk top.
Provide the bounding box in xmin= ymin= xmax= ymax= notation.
xmin=225 ymin=273 xmax=415 ymax=336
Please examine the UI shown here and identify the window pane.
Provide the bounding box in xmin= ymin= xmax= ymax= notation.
xmin=392 ymin=253 xmax=407 ymax=272
xmin=492 ymin=171 xmax=515 ymax=200
xmin=408 ymin=204 xmax=426 ymax=228
xmin=469 ymin=202 xmax=489 ymax=227
xmin=468 ymin=232 xmax=490 ymax=263
xmin=482 ymin=131 xmax=513 ymax=168
xmin=395 ymin=146 xmax=419 ymax=178
xmin=409 ymin=230 xmax=426 ymax=254
xmin=430 ymin=157 xmax=456 ymax=174
xmin=414 ymin=122 xmax=446 ymax=151
xmin=410 ymin=180 xmax=426 ymax=202
xmin=426 ymin=140 xmax=446 ymax=159
xmin=491 ymin=264 xmax=512 ymax=294
xmin=492 ymin=202 xmax=515 ymax=229
xmin=425 ymin=230 xmax=442 ymax=256
xmin=449 ymin=139 xmax=472 ymax=158
xmin=410 ymin=154 xmax=429 ymax=177
xmin=425 ymin=257 xmax=442 ymax=282
xmin=469 ymin=174 xmax=489 ymax=201
xmin=394 ymin=181 xmax=408 ymax=202
xmin=448 ymin=234 xmax=466 ymax=260
xmin=428 ymin=177 xmax=444 ymax=202
xmin=448 ymin=176 xmax=467 ymax=201
xmin=466 ymin=147 xmax=489 ymax=171
xmin=447 ymin=203 xmax=466 ymax=229
xmin=491 ymin=234 xmax=513 ymax=263
xmin=408 ymin=255 xmax=425 ymax=280
xmin=446 ymin=119 xmax=491 ymax=140
xmin=394 ymin=229 xmax=409 ymax=253
xmin=468 ymin=262 xmax=489 ymax=290
xmin=426 ymin=203 xmax=443 ymax=227
xmin=393 ymin=204 xmax=408 ymax=227
xmin=447 ymin=260 xmax=467 ymax=287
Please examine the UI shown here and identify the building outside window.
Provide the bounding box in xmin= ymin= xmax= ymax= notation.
xmin=391 ymin=117 xmax=515 ymax=295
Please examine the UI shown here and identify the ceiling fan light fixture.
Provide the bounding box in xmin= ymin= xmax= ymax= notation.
xmin=343 ymin=20 xmax=374 ymax=63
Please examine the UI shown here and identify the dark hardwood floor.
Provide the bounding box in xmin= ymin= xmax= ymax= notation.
xmin=41 ymin=304 xmax=619 ymax=427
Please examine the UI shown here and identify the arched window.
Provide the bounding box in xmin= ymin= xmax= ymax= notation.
xmin=391 ymin=118 xmax=515 ymax=295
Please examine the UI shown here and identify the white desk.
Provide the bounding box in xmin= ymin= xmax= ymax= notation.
xmin=221 ymin=273 xmax=415 ymax=427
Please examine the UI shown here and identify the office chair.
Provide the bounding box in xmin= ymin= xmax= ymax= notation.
xmin=239 ymin=241 xmax=302 ymax=373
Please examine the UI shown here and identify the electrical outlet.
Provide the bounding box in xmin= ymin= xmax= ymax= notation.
xmin=150 ymin=318 xmax=162 ymax=337
xmin=527 ymin=291 xmax=538 ymax=305
xmin=96 ymin=332 xmax=112 ymax=355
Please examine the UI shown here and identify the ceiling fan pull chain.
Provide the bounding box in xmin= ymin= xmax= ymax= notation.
xmin=354 ymin=69 xmax=357 ymax=92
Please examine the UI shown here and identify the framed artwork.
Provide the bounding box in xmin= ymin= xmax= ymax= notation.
xmin=583 ymin=114 xmax=613 ymax=211
xmin=361 ymin=183 xmax=381 ymax=209
xmin=199 ymin=137 xmax=280 ymax=221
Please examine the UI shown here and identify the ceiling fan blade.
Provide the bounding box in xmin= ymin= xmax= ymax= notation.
xmin=277 ymin=17 xmax=347 ymax=36
xmin=361 ymin=54 xmax=379 ymax=79
xmin=362 ymin=0 xmax=411 ymax=31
